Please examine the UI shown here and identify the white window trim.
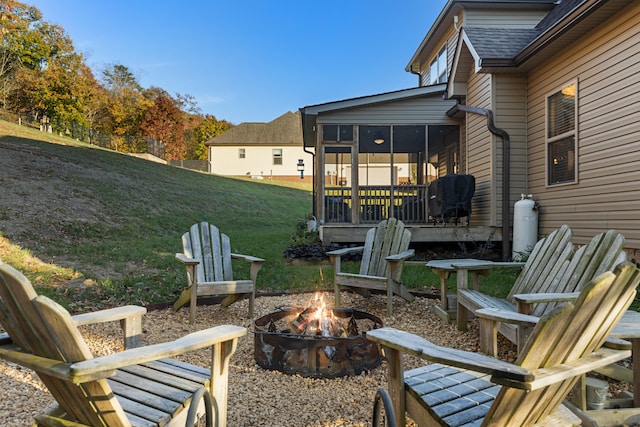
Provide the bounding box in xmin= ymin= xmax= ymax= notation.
xmin=545 ymin=79 xmax=578 ymax=186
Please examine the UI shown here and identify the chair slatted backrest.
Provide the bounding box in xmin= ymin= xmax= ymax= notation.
xmin=531 ymin=229 xmax=627 ymax=317
xmin=359 ymin=218 xmax=411 ymax=277
xmin=0 ymin=263 xmax=129 ymax=426
xmin=485 ymin=262 xmax=639 ymax=426
xmin=507 ymin=224 xmax=574 ymax=300
xmin=182 ymin=222 xmax=233 ymax=283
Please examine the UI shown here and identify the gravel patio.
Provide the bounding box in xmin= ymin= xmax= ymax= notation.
xmin=0 ymin=291 xmax=629 ymax=426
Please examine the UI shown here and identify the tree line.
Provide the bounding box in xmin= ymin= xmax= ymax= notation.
xmin=0 ymin=1 xmax=233 ymax=160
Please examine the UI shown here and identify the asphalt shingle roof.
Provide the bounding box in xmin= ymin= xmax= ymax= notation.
xmin=464 ymin=27 xmax=540 ymax=60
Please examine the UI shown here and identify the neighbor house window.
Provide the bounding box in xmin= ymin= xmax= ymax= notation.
xmin=238 ymin=148 xmax=245 ymax=159
xmin=429 ymin=47 xmax=447 ymax=84
xmin=272 ymin=149 xmax=283 ymax=165
xmin=546 ymin=81 xmax=577 ymax=185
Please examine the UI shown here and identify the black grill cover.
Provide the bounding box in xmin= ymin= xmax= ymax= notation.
xmin=428 ymin=174 xmax=475 ymax=225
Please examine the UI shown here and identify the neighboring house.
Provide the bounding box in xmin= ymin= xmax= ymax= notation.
xmin=206 ymin=111 xmax=311 ymax=182
xmin=300 ymin=0 xmax=640 ymax=258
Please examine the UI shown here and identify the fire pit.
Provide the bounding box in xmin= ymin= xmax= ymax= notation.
xmin=254 ymin=295 xmax=383 ymax=379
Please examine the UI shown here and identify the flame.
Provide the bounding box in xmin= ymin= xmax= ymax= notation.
xmin=290 ymin=292 xmax=337 ymax=336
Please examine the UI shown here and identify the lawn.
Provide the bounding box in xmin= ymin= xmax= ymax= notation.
xmin=0 ymin=119 xmax=517 ymax=313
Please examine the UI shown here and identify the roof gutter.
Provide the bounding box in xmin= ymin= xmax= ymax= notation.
xmin=452 ymin=103 xmax=511 ymax=261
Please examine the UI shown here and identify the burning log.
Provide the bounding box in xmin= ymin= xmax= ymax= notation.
xmin=254 ymin=294 xmax=383 ymax=379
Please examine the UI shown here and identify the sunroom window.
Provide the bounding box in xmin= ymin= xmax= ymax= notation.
xmin=546 ymin=81 xmax=577 ymax=185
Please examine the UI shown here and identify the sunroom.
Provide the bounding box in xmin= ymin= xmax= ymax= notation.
xmin=300 ymin=85 xmax=499 ymax=245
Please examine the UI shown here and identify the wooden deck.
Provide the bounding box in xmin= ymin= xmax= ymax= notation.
xmin=319 ymin=224 xmax=502 ymax=245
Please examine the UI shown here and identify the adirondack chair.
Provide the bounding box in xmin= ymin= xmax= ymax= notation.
xmin=0 ymin=262 xmax=246 ymax=427
xmin=328 ymin=218 xmax=415 ymax=315
xmin=367 ymin=262 xmax=640 ymax=427
xmin=457 ymin=226 xmax=627 ymax=354
xmin=175 ymin=221 xmax=264 ymax=323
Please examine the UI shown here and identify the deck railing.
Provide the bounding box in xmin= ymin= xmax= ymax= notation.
xmin=324 ymin=185 xmax=427 ymax=224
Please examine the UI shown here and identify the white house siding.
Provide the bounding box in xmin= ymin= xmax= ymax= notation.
xmin=527 ymin=0 xmax=640 ymax=250
xmin=493 ymin=73 xmax=529 ymax=224
xmin=465 ymin=71 xmax=496 ymax=226
xmin=209 ymin=145 xmax=312 ymax=179
xmin=463 ymin=9 xmax=548 ymax=28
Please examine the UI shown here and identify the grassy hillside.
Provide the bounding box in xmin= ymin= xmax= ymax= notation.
xmin=0 ymin=120 xmax=333 ymax=311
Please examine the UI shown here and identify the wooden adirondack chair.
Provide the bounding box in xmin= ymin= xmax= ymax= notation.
xmin=175 ymin=221 xmax=264 ymax=323
xmin=457 ymin=227 xmax=627 ymax=354
xmin=368 ymin=262 xmax=640 ymax=427
xmin=328 ymin=218 xmax=415 ymax=315
xmin=0 ymin=263 xmax=246 ymax=427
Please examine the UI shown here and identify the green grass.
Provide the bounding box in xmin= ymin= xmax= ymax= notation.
xmin=0 ymin=119 xmax=519 ymax=313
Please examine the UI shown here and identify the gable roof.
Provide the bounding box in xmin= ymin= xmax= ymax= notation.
xmin=405 ymin=0 xmax=557 ymax=73
xmin=205 ymin=111 xmax=302 ymax=147
xmin=451 ymin=0 xmax=630 ymax=72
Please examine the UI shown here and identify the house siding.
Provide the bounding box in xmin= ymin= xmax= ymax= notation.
xmin=494 ymin=73 xmax=529 ymax=224
xmin=465 ymin=71 xmax=496 ymax=227
xmin=527 ymin=0 xmax=640 ymax=249
xmin=210 ymin=146 xmax=312 ymax=179
xmin=464 ymin=9 xmax=548 ymax=28
xmin=315 ymin=97 xmax=457 ymax=125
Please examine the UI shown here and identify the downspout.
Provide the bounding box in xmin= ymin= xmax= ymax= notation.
xmin=303 ymin=144 xmax=316 ymax=218
xmin=454 ymin=103 xmax=511 ymax=261
xmin=299 ymin=109 xmax=317 ymax=219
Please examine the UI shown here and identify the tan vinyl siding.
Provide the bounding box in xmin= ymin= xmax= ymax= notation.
xmin=527 ymin=1 xmax=640 ymax=248
xmin=466 ymin=72 xmax=495 ymax=226
xmin=316 ymin=97 xmax=458 ymax=125
xmin=493 ymin=74 xmax=528 ymax=225
xmin=464 ymin=10 xmax=547 ymax=28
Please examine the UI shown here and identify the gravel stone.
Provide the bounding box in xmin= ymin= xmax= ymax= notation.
xmin=0 ymin=292 xmax=631 ymax=426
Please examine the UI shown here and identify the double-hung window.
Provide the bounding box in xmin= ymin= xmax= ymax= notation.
xmin=546 ymin=81 xmax=577 ymax=185
xmin=272 ymin=149 xmax=283 ymax=165
xmin=238 ymin=148 xmax=245 ymax=159
xmin=429 ymin=47 xmax=447 ymax=84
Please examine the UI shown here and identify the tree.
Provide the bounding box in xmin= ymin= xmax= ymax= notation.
xmin=100 ymin=63 xmax=150 ymax=149
xmin=140 ymin=94 xmax=185 ymax=159
xmin=188 ymin=115 xmax=233 ymax=160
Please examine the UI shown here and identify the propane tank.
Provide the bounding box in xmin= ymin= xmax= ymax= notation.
xmin=512 ymin=194 xmax=539 ymax=261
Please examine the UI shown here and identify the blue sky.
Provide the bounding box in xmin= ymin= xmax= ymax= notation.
xmin=32 ymin=1 xmax=448 ymax=124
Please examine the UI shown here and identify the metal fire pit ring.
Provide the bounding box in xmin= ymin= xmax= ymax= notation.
xmin=254 ymin=307 xmax=383 ymax=379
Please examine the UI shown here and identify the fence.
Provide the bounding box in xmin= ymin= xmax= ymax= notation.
xmin=0 ymin=109 xmax=166 ymax=160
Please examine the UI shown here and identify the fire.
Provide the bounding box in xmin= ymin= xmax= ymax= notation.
xmin=285 ymin=292 xmax=354 ymax=338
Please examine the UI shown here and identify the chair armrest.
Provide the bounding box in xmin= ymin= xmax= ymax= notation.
xmin=0 ymin=343 xmax=74 ymax=381
xmin=386 ymin=249 xmax=415 ymax=262
xmin=72 ymin=305 xmax=147 ymax=326
xmin=513 ymin=292 xmax=579 ymax=305
xmin=175 ymin=253 xmax=199 ymax=265
xmin=73 ymin=305 xmax=147 ymax=349
xmin=69 ymin=324 xmax=247 ymax=383
xmin=327 ymin=246 xmax=365 ymax=257
xmin=367 ymin=327 xmax=533 ymax=383
xmin=498 ymin=347 xmax=631 ymax=391
xmin=475 ymin=307 xmax=539 ymax=327
xmin=231 ymin=253 xmax=265 ymax=263
xmin=367 ymin=327 xmax=630 ymax=392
